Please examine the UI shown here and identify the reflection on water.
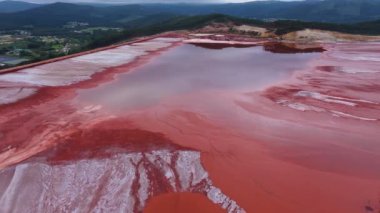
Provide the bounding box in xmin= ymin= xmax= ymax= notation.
xmin=77 ymin=44 xmax=319 ymax=110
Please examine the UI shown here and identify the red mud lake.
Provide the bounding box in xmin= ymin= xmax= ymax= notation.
xmin=0 ymin=37 xmax=379 ymax=213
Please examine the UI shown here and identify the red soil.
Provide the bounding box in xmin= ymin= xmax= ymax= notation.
xmin=189 ymin=42 xmax=258 ymax=49
xmin=123 ymin=42 xmax=380 ymax=213
xmin=0 ymin=32 xmax=180 ymax=75
xmin=263 ymin=42 xmax=326 ymax=53
xmin=0 ymin=39 xmax=182 ymax=168
xmin=144 ymin=192 xmax=225 ymax=213
xmin=0 ymin=39 xmax=379 ymax=213
xmin=42 ymin=124 xmax=183 ymax=163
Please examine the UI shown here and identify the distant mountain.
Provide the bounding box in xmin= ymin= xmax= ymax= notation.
xmin=86 ymin=14 xmax=380 ymax=50
xmin=0 ymin=0 xmax=41 ymax=13
xmin=1 ymin=0 xmax=380 ymax=29
xmin=0 ymin=2 xmax=162 ymax=28
xmin=141 ymin=0 xmax=380 ymax=23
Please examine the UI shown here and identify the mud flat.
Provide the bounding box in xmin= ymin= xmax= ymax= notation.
xmin=0 ymin=36 xmax=379 ymax=213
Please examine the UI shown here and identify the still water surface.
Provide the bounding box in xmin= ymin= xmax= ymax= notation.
xmin=77 ymin=44 xmax=318 ymax=110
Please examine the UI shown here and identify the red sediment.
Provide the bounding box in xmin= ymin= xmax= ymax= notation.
xmin=40 ymin=119 xmax=188 ymax=163
xmin=315 ymin=65 xmax=338 ymax=72
xmin=1 ymin=38 xmax=380 ymax=213
xmin=263 ymin=42 xmax=326 ymax=53
xmin=128 ymin=102 xmax=380 ymax=213
xmin=189 ymin=42 xmax=257 ymax=49
xmin=0 ymin=39 xmax=182 ymax=162
xmin=0 ymin=32 xmax=181 ymax=75
xmin=123 ymin=42 xmax=380 ymax=213
xmin=0 ymin=40 xmax=181 ymax=113
xmin=144 ymin=192 xmax=225 ymax=213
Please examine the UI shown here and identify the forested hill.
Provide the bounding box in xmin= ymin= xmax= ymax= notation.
xmin=1 ymin=0 xmax=380 ymax=29
xmin=0 ymin=0 xmax=41 ymax=13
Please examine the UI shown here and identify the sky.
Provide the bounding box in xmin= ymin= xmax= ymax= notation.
xmin=2 ymin=0 xmax=303 ymax=4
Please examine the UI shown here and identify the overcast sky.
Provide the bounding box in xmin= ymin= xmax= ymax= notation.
xmin=2 ymin=0 xmax=303 ymax=4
